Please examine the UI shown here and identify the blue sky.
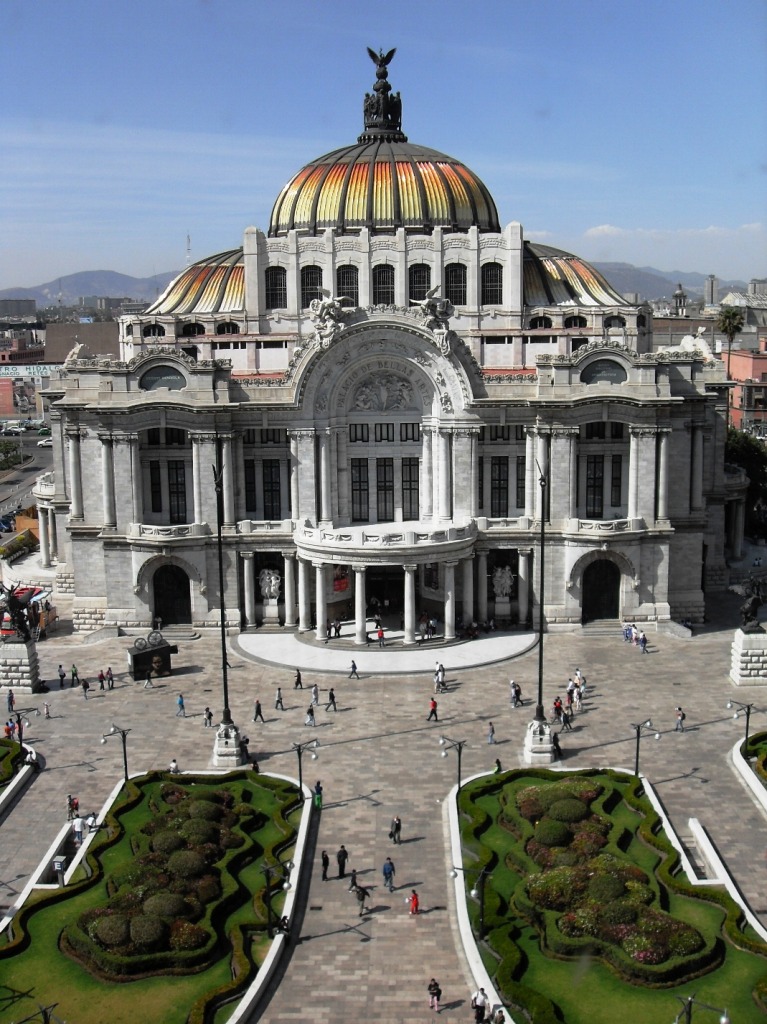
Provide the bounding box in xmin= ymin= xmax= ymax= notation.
xmin=2 ymin=0 xmax=765 ymax=288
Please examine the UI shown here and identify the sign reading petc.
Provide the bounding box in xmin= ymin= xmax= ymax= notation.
xmin=0 ymin=365 xmax=59 ymax=377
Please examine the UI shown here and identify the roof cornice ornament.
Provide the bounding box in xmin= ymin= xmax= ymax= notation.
xmin=359 ymin=46 xmax=407 ymax=143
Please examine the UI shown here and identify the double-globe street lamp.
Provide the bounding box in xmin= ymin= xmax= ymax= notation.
xmin=450 ymin=863 xmax=493 ymax=940
xmin=100 ymin=723 xmax=132 ymax=782
xmin=726 ymin=699 xmax=754 ymax=755
xmin=292 ymin=739 xmax=319 ymax=796
xmin=673 ymin=993 xmax=729 ymax=1023
xmin=10 ymin=706 xmax=40 ymax=757
xmin=262 ymin=860 xmax=294 ymax=938
xmin=631 ymin=719 xmax=661 ymax=777
xmin=438 ymin=735 xmax=468 ymax=792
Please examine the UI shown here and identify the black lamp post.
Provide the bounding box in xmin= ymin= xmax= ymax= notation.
xmin=292 ymin=739 xmax=319 ymax=795
xmin=726 ymin=699 xmax=754 ymax=754
xmin=212 ymin=431 xmax=233 ymax=727
xmin=673 ymin=993 xmax=729 ymax=1024
xmin=631 ymin=719 xmax=661 ymax=777
xmin=450 ymin=863 xmax=492 ymax=940
xmin=100 ymin=723 xmax=131 ymax=782
xmin=11 ymin=706 xmax=39 ymax=756
xmin=438 ymin=735 xmax=467 ymax=792
xmin=262 ymin=860 xmax=293 ymax=938
xmin=535 ymin=463 xmax=546 ymax=722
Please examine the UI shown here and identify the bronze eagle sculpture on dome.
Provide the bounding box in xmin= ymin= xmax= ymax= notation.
xmin=368 ymin=47 xmax=396 ymax=70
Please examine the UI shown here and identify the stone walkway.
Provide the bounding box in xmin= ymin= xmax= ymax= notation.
xmin=1 ymin=594 xmax=766 ymax=1023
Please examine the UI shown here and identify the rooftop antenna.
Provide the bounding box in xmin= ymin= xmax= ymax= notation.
xmin=186 ymin=233 xmax=191 ymax=267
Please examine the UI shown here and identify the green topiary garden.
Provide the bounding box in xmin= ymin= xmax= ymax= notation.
xmin=457 ymin=769 xmax=767 ymax=1023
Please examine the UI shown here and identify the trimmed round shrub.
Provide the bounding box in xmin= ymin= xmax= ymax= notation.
xmin=548 ymin=798 xmax=590 ymax=823
xmin=527 ymin=866 xmax=584 ymax=910
xmin=624 ymin=881 xmax=655 ymax=906
xmin=188 ymin=799 xmax=223 ymax=821
xmin=559 ymin=906 xmax=600 ymax=937
xmin=143 ymin=892 xmax=190 ymax=920
xmin=170 ymin=920 xmax=209 ymax=951
xmin=220 ymin=827 xmax=244 ymax=849
xmin=129 ymin=914 xmax=167 ymax=950
xmin=160 ymin=784 xmax=186 ymax=805
xmin=167 ymin=849 xmax=207 ymax=878
xmin=599 ymin=900 xmax=637 ymax=925
xmin=94 ymin=913 xmax=130 ymax=948
xmin=667 ymin=928 xmax=704 ymax=956
xmin=534 ymin=818 xmax=571 ymax=848
xmin=180 ymin=819 xmax=218 ymax=846
xmin=588 ymin=873 xmax=625 ymax=903
xmin=195 ymin=875 xmax=221 ymax=904
xmin=152 ymin=830 xmax=186 ymax=855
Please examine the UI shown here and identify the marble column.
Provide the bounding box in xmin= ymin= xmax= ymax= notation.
xmin=444 ymin=561 xmax=457 ymax=640
xmin=733 ymin=501 xmax=745 ymax=559
xmin=691 ymin=425 xmax=704 ymax=510
xmin=517 ymin=549 xmax=530 ymax=625
xmin=319 ymin=430 xmax=332 ymax=524
xmin=67 ymin=431 xmax=83 ymax=519
xmin=289 ymin=433 xmax=300 ymax=520
xmin=130 ymin=435 xmax=143 ymax=524
xmin=568 ymin=430 xmax=578 ymax=518
xmin=535 ymin=431 xmax=548 ymax=520
xmin=242 ymin=553 xmax=256 ymax=627
xmin=438 ymin=431 xmax=451 ymax=520
xmin=48 ymin=508 xmax=58 ymax=559
xmin=192 ymin=435 xmax=204 ymax=524
xmin=524 ymin=430 xmax=536 ymax=518
xmin=628 ymin=429 xmax=640 ymax=521
xmin=101 ymin=437 xmax=117 ymax=529
xmin=354 ymin=565 xmax=367 ymax=644
xmin=403 ymin=564 xmax=416 ymax=644
xmin=222 ymin=435 xmax=235 ymax=526
xmin=657 ymin=429 xmax=670 ymax=521
xmin=298 ymin=559 xmax=312 ymax=632
xmin=38 ymin=507 xmax=51 ymax=568
xmin=283 ymin=553 xmax=297 ymax=628
xmin=314 ymin=563 xmax=327 ymax=639
xmin=421 ymin=428 xmax=433 ymax=519
xmin=462 ymin=556 xmax=474 ymax=624
xmin=477 ymin=550 xmax=488 ymax=624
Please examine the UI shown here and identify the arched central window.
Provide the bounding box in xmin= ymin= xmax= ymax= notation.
xmin=143 ymin=324 xmax=166 ymax=338
xmin=481 ymin=263 xmax=503 ymax=305
xmin=265 ymin=266 xmax=287 ymax=310
xmin=336 ymin=265 xmax=359 ymax=306
xmin=530 ymin=315 xmax=553 ymax=330
xmin=408 ymin=264 xmax=431 ymax=303
xmin=301 ymin=266 xmax=323 ymax=308
xmin=216 ymin=321 xmax=241 ymax=335
xmin=445 ymin=263 xmax=467 ymax=306
xmin=605 ymin=315 xmax=626 ymax=329
xmin=565 ymin=315 xmax=587 ymax=329
xmin=372 ymin=264 xmax=395 ymax=305
xmin=181 ymin=322 xmax=205 ymax=337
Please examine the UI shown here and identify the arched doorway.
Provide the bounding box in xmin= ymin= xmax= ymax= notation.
xmin=153 ymin=564 xmax=192 ymax=625
xmin=582 ymin=559 xmax=620 ymax=623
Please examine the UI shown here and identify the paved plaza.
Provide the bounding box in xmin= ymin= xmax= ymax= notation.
xmin=2 ymin=595 xmax=766 ymax=1023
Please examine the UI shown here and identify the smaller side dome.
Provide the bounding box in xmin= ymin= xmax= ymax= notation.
xmin=523 ymin=243 xmax=628 ymax=307
xmin=146 ymin=249 xmax=244 ymax=316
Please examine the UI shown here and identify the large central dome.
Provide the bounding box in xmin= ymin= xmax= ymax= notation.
xmin=268 ymin=48 xmax=500 ymax=237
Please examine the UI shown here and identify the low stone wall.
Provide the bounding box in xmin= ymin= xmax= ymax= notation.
xmin=730 ymin=628 xmax=767 ymax=685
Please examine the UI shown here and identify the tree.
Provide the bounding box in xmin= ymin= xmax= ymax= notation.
xmin=725 ymin=427 xmax=767 ymax=537
xmin=717 ymin=305 xmax=745 ymax=427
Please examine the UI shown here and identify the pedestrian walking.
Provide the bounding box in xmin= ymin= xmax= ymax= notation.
xmin=428 ymin=978 xmax=442 ymax=1013
xmin=313 ymin=780 xmax=323 ymax=809
xmin=310 ymin=683 xmax=319 ymax=706
xmin=573 ymin=684 xmax=582 ymax=713
xmin=336 ymin=844 xmax=349 ymax=878
xmin=383 ymin=856 xmax=396 ymax=891
xmin=355 ymin=885 xmax=370 ymax=916
xmin=407 ymin=889 xmax=420 ymax=915
xmin=471 ymin=987 xmax=489 ymax=1023
xmin=437 ymin=662 xmax=445 ymax=686
xmin=639 ymin=631 xmax=648 ymax=653
xmin=487 ymin=721 xmax=496 ymax=744
xmin=176 ymin=693 xmax=186 ymax=717
xmin=321 ymin=849 xmax=329 ymax=881
xmin=203 ymin=706 xmax=213 ymax=727
xmin=349 ymin=660 xmax=359 ymax=679
xmin=325 ymin=687 xmax=337 ymax=712
xmin=143 ymin=672 xmax=154 ymax=689
xmin=71 ymin=664 xmax=79 ymax=687
xmin=106 ymin=666 xmax=114 ymax=689
xmin=98 ymin=670 xmax=106 ymax=690
xmin=377 ymin=627 xmax=385 ymax=647
xmin=675 ymin=706 xmax=686 ymax=732
xmin=72 ymin=816 xmax=84 ymax=847
xmin=561 ymin=709 xmax=573 ymax=731
xmin=275 ymin=687 xmax=284 ymax=710
xmin=427 ymin=697 xmax=438 ymax=722
xmin=253 ymin=700 xmax=265 ymax=723
xmin=58 ymin=664 xmax=66 ymax=689
xmin=347 ymin=868 xmax=358 ymax=891
xmin=6 ymin=689 xmax=14 ymax=713
xmin=305 ymin=705 xmax=315 ymax=726
xmin=493 ymin=757 xmax=502 ymax=773
xmin=390 ymin=815 xmax=402 ymax=844
xmin=294 ymin=669 xmax=303 ymax=689
xmin=66 ymin=794 xmax=75 ymax=820
xmin=43 ymin=701 xmax=50 ymax=719
xmin=81 ymin=678 xmax=90 ymax=699
xmin=552 ymin=732 xmax=562 ymax=759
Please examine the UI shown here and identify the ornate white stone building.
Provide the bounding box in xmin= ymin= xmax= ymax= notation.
xmin=35 ymin=51 xmax=738 ymax=635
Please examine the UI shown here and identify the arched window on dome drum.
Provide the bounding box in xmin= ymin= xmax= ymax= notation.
xmin=181 ymin=322 xmax=205 ymax=337
xmin=481 ymin=263 xmax=503 ymax=305
xmin=301 ymin=266 xmax=323 ymax=309
xmin=637 ymin=314 xmax=647 ymax=328
xmin=125 ymin=324 xmax=133 ymax=336
xmin=143 ymin=324 xmax=166 ymax=338
xmin=216 ymin=321 xmax=241 ymax=335
xmin=530 ymin=316 xmax=553 ymax=330
xmin=565 ymin=315 xmax=587 ymax=329
xmin=445 ymin=263 xmax=467 ymax=306
xmin=336 ymin=265 xmax=359 ymax=306
xmin=265 ymin=267 xmax=287 ymax=310
xmin=605 ymin=315 xmax=626 ymax=329
xmin=408 ymin=264 xmax=431 ymax=303
xmin=372 ymin=265 xmax=395 ymax=306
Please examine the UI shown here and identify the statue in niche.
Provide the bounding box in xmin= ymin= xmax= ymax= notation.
xmin=309 ymin=290 xmax=355 ymax=347
xmin=731 ymin=575 xmax=764 ymax=632
xmin=259 ymin=568 xmax=281 ymax=601
xmin=492 ymin=566 xmax=514 ymax=599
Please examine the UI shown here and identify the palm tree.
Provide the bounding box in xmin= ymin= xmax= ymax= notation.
xmin=717 ymin=304 xmax=745 ymax=427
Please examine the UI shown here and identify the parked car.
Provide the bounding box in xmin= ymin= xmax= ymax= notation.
xmin=0 ymin=518 xmax=15 ymax=533
xmin=36 ymin=437 xmax=53 ymax=448
xmin=37 ymin=427 xmax=51 ymax=436
xmin=2 ymin=426 xmax=23 ymax=436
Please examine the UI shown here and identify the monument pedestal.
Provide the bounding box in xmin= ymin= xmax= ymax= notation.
xmin=523 ymin=717 xmax=556 ymax=765
xmin=730 ymin=628 xmax=767 ymax=686
xmin=0 ymin=640 xmax=42 ymax=694
xmin=262 ymin=598 xmax=280 ymax=625
xmin=212 ymin=721 xmax=246 ymax=769
xmin=494 ymin=596 xmax=511 ymax=624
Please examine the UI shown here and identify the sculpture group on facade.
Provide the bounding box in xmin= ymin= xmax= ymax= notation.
xmin=309 ymin=291 xmax=356 ymax=346
xmin=259 ymin=568 xmax=282 ymax=601
xmin=734 ymin=575 xmax=764 ymax=632
xmin=492 ymin=566 xmax=514 ymax=599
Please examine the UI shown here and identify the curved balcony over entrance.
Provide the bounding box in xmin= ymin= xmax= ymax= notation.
xmin=294 ymin=520 xmax=477 ymax=565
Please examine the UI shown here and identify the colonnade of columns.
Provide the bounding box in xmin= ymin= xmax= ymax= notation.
xmin=36 ymin=507 xmax=59 ymax=569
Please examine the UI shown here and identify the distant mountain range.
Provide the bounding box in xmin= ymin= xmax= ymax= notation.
xmin=0 ymin=264 xmax=750 ymax=308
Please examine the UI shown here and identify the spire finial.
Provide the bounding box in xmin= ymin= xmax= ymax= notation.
xmin=359 ymin=47 xmax=407 ymax=143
